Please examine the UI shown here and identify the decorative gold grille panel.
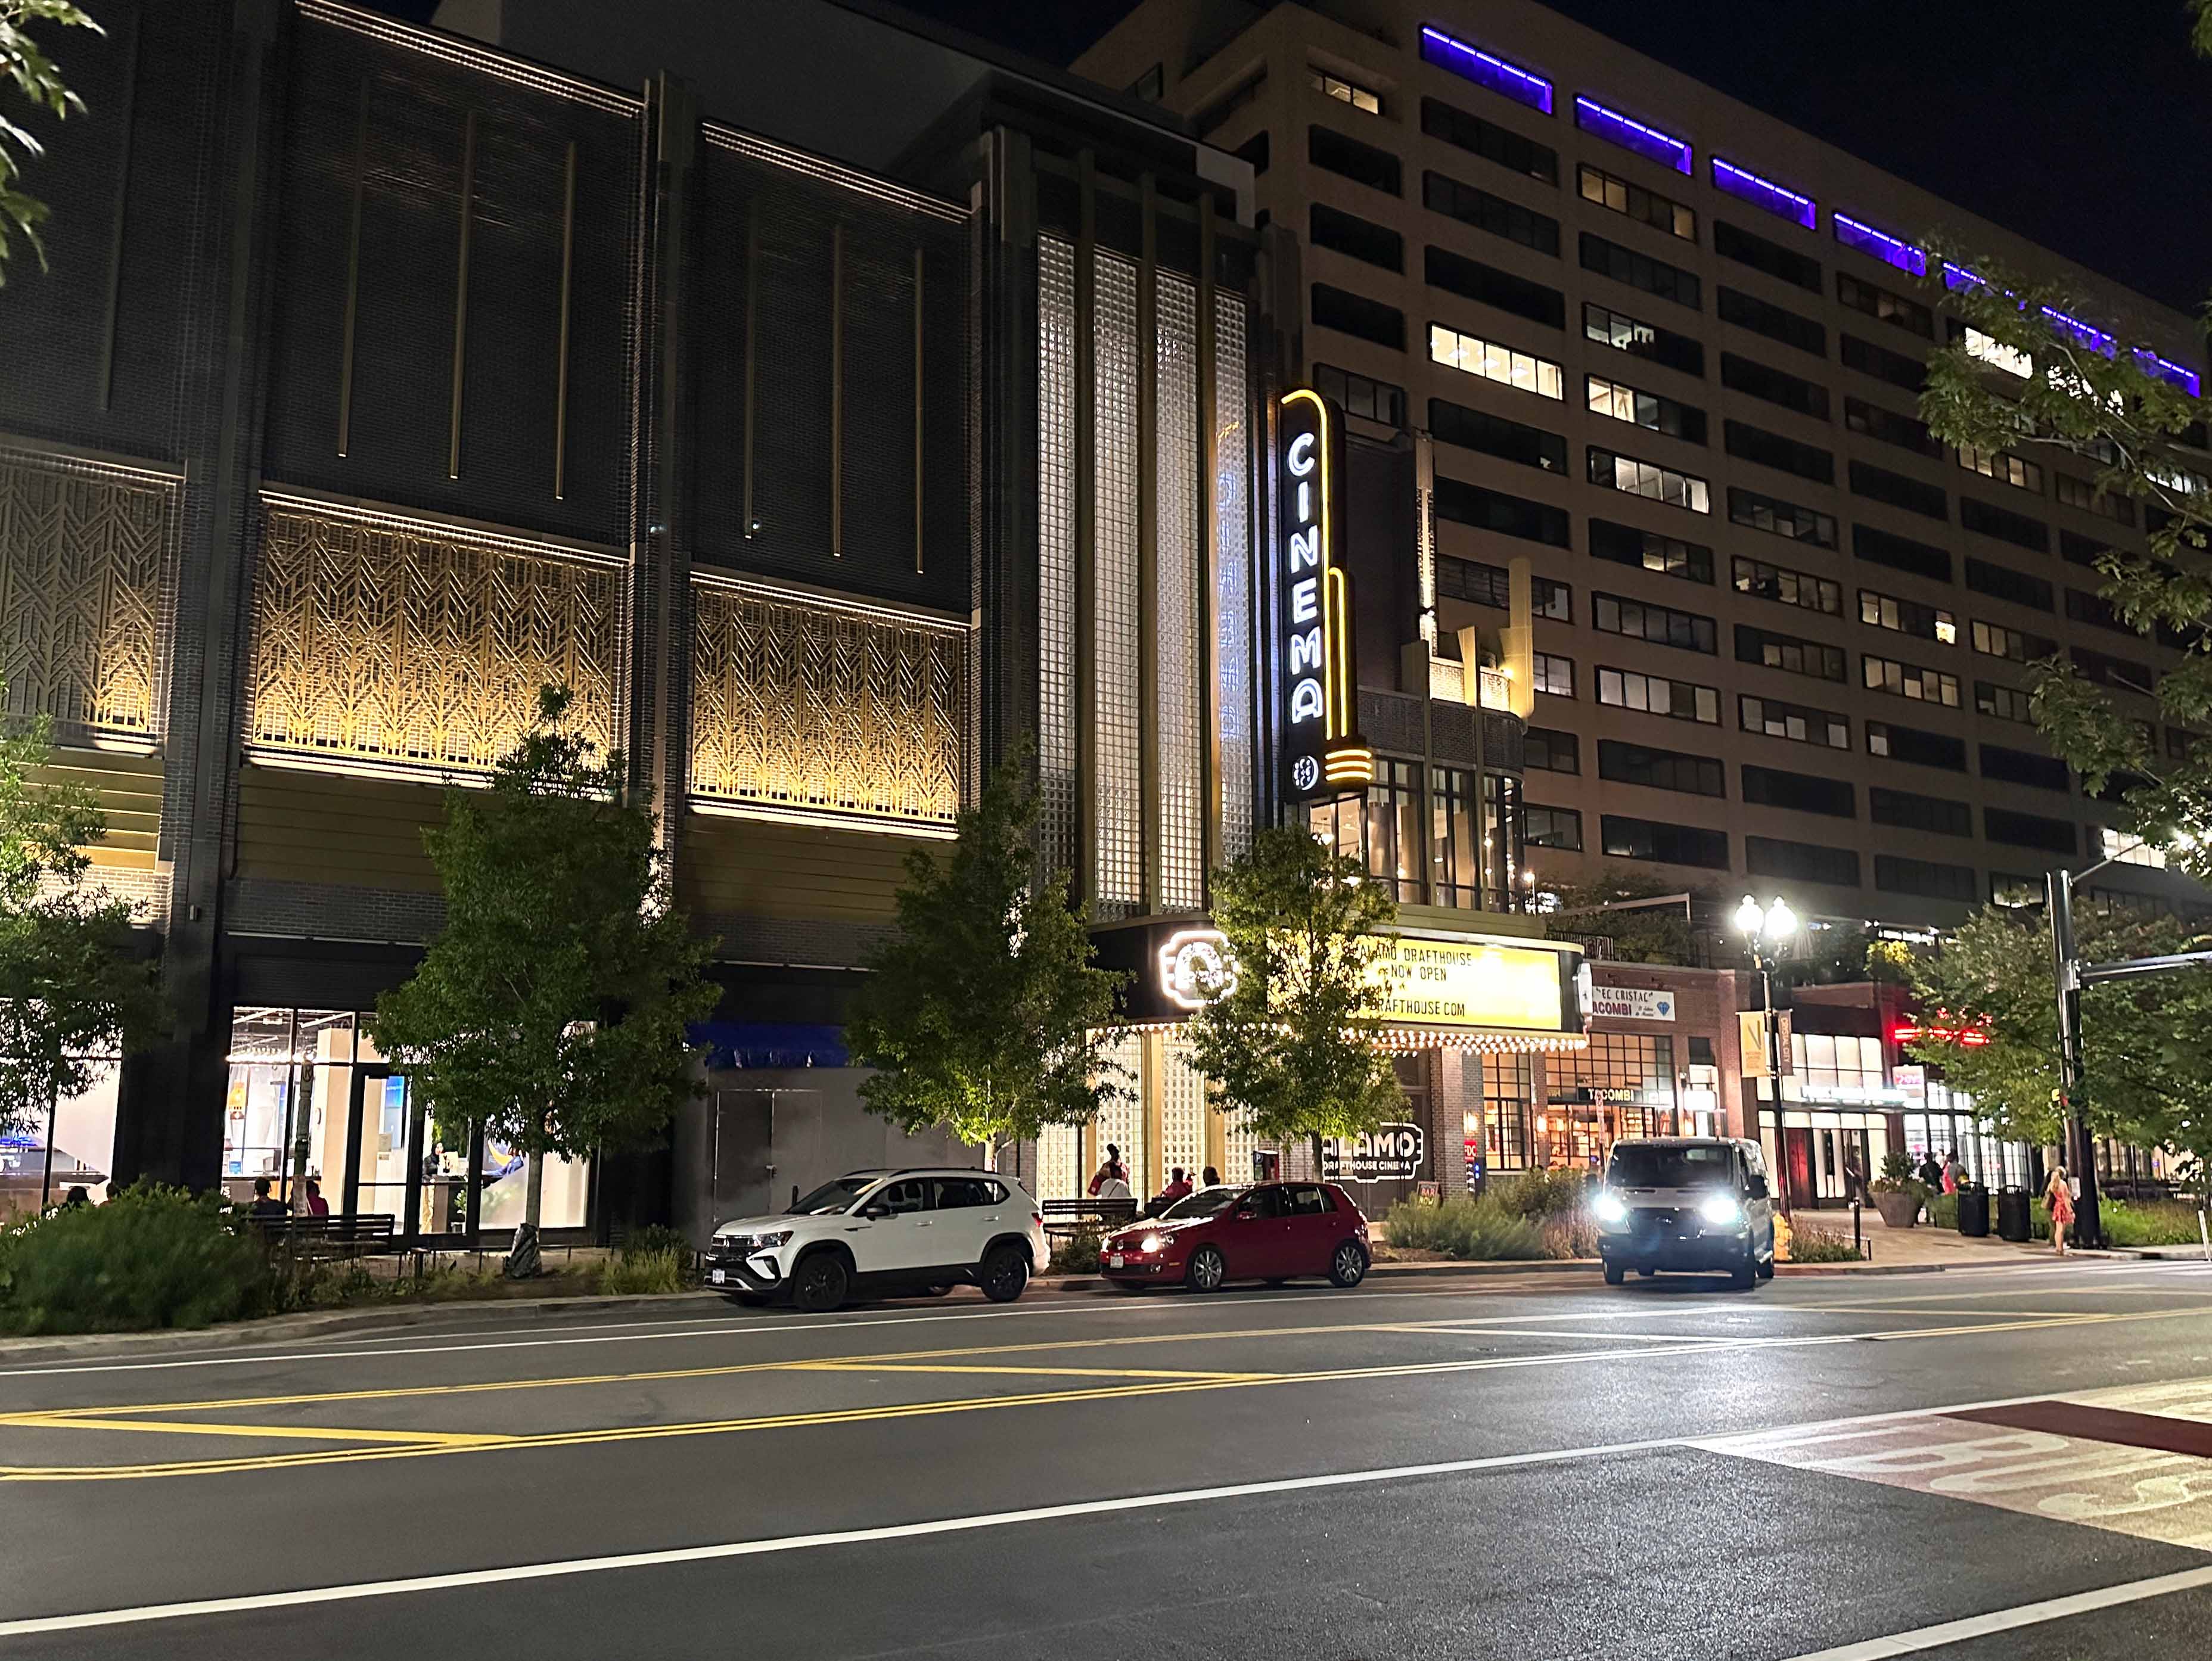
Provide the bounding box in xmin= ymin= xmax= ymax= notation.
xmin=0 ymin=447 xmax=176 ymax=741
xmin=691 ymin=577 xmax=964 ymax=830
xmin=247 ymin=499 xmax=625 ymax=775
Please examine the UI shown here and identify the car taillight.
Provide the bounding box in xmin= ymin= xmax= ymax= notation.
xmin=1032 ymin=1212 xmax=1044 ymax=1228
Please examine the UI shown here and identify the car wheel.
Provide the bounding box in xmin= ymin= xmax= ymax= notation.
xmin=1328 ymin=1242 xmax=1368 ymax=1289
xmin=722 ymin=1292 xmax=769 ymax=1308
xmin=1756 ymin=1240 xmax=1776 ymax=1280
xmin=1731 ymin=1239 xmax=1758 ymax=1289
xmin=978 ymin=1243 xmax=1030 ymax=1304
xmin=790 ymin=1252 xmax=850 ymax=1314
xmin=1602 ymin=1261 xmax=1625 ymax=1286
xmin=1185 ymin=1245 xmax=1227 ymax=1292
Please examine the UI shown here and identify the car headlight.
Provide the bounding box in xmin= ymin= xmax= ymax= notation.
xmin=1138 ymin=1233 xmax=1167 ymax=1255
xmin=1592 ymin=1192 xmax=1629 ymax=1227
xmin=720 ymin=1228 xmax=792 ymax=1250
xmin=1698 ymin=1194 xmax=1742 ymax=1229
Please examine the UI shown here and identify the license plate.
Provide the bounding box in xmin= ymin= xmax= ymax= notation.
xmin=1107 ymin=1253 xmax=1123 ymax=1268
xmin=710 ymin=1268 xmax=725 ymax=1284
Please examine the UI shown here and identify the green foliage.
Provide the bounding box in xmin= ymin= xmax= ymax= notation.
xmin=0 ymin=1184 xmax=271 ymax=1335
xmin=1928 ymin=1191 xmax=1959 ymax=1230
xmin=1046 ymin=1225 xmax=1101 ymax=1276
xmin=847 ymin=747 xmax=1129 ymax=1150
xmin=1538 ymin=866 xmax=1697 ymax=966
xmin=1487 ymin=1165 xmax=1590 ymax=1219
xmin=2101 ymin=1198 xmax=2207 ymax=1247
xmin=1871 ymin=1151 xmax=1928 ymax=1197
xmin=620 ymin=1223 xmax=692 ymax=1260
xmin=1183 ymin=826 xmax=1403 ymax=1147
xmin=0 ymin=2 xmax=100 ymax=281
xmin=1385 ymin=1193 xmax=1571 ymax=1260
xmin=1902 ymin=903 xmax=2212 ymax=1179
xmin=597 ymin=1246 xmax=689 ymax=1296
xmin=0 ymin=688 xmax=163 ymax=1138
xmin=1785 ymin=1227 xmax=1864 ymax=1264
xmin=371 ymin=687 xmax=720 ymax=1223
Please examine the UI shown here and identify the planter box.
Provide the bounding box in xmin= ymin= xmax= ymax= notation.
xmin=1873 ymin=1191 xmax=1921 ymax=1230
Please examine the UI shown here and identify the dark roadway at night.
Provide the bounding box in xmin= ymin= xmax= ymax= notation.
xmin=3 ymin=1261 xmax=2211 ymax=1659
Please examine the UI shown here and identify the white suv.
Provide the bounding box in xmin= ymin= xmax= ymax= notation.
xmin=706 ymin=1168 xmax=1048 ymax=1313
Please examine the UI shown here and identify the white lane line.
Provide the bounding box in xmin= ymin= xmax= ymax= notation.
xmin=1773 ymin=1564 xmax=2212 ymax=1660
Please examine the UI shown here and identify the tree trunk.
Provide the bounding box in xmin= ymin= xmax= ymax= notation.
xmin=506 ymin=1129 xmax=548 ymax=1279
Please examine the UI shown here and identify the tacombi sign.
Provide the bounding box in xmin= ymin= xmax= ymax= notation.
xmin=1279 ymin=388 xmax=1372 ymax=801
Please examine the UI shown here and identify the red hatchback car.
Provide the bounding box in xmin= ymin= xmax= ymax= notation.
xmin=1100 ymin=1181 xmax=1371 ymax=1292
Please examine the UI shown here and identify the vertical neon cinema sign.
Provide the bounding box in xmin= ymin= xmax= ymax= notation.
xmin=1279 ymin=388 xmax=1373 ymax=801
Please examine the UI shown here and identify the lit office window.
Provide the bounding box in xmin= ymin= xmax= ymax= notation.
xmin=1310 ymin=67 xmax=1381 ymax=114
xmin=1428 ymin=322 xmax=1564 ymax=399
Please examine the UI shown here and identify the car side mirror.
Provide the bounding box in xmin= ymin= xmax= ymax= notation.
xmin=862 ymin=1202 xmax=891 ymax=1220
xmin=1748 ymin=1175 xmax=1769 ymax=1200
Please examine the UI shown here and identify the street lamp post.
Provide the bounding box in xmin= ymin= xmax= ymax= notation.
xmin=1735 ymin=895 xmax=1797 ymax=1218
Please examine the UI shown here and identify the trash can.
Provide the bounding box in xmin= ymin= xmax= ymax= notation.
xmin=1996 ymin=1184 xmax=2031 ymax=1243
xmin=1956 ymin=1182 xmax=1990 ymax=1237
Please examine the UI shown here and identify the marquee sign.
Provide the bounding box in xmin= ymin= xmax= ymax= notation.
xmin=1279 ymin=388 xmax=1372 ymax=801
xmin=1322 ymin=1124 xmax=1427 ymax=1184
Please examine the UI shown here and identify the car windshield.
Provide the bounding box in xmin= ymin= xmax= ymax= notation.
xmin=1608 ymin=1144 xmax=1737 ymax=1190
xmin=787 ymin=1175 xmax=879 ymax=1215
xmin=1161 ymin=1186 xmax=1239 ymax=1219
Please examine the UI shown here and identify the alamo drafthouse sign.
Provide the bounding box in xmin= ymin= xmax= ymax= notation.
xmin=1278 ymin=388 xmax=1373 ymax=802
xmin=1322 ymin=1124 xmax=1426 ymax=1183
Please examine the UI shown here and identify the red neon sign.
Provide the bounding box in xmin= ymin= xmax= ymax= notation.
xmin=1892 ymin=1022 xmax=1990 ymax=1047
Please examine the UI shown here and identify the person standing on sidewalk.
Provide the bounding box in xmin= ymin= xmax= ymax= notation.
xmin=2043 ymin=1165 xmax=2076 ymax=1255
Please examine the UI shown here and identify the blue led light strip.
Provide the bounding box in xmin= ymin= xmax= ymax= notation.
xmin=1419 ymin=25 xmax=1553 ymax=115
xmin=1944 ymin=260 xmax=2203 ymax=396
xmin=1573 ymin=95 xmax=1691 ymax=174
xmin=1832 ymin=213 xmax=1927 ymax=276
xmin=1710 ymin=157 xmax=1815 ymax=229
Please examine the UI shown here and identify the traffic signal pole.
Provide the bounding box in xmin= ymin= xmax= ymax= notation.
xmin=2045 ymin=869 xmax=2100 ymax=1250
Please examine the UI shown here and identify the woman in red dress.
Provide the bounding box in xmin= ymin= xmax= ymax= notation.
xmin=2043 ymin=1165 xmax=2075 ymax=1255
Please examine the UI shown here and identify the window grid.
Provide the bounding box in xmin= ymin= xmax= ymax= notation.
xmin=1862 ymin=653 xmax=1960 ymax=707
xmin=1971 ymin=619 xmax=2056 ymax=662
xmin=1582 ymin=301 xmax=1704 ymax=377
xmin=1599 ymin=739 xmax=1725 ymax=797
xmin=1429 ymin=322 xmax=1562 ymax=400
xmin=1310 ymin=68 xmax=1381 ymax=114
xmin=1975 ymin=680 xmax=2034 ymax=723
xmin=1093 ymin=253 xmax=1144 ymax=913
xmin=1738 ymin=624 xmax=1847 ymax=682
xmin=1214 ymin=293 xmax=1254 ymax=860
xmin=1599 ymin=665 xmax=1720 ymax=724
xmin=1959 ymin=445 xmax=2043 ymax=493
xmin=1586 ymin=374 xmax=1704 ymax=443
xmin=1533 ymin=652 xmax=1575 ymax=696
xmin=1739 ymin=694 xmax=1848 ymax=750
xmin=1595 ymin=593 xmax=1718 ymax=654
xmin=1588 ymin=519 xmax=1714 ymax=584
xmin=1155 ymin=272 xmax=1204 ymax=910
xmin=1587 ymin=446 xmax=1710 ymax=513
xmin=1728 ymin=487 xmax=1836 ymax=548
xmin=1733 ymin=556 xmax=1841 ymax=616
xmin=1036 ymin=237 xmax=1079 ymax=878
xmin=1576 ymin=163 xmax=1695 ymax=239
xmin=1859 ymin=590 xmax=1956 ymax=644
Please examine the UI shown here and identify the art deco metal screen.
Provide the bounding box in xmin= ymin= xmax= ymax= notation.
xmin=690 ymin=576 xmax=965 ymax=832
xmin=1092 ymin=253 xmax=1144 ymax=916
xmin=1213 ymin=293 xmax=1254 ymax=861
xmin=1155 ymin=273 xmax=1204 ymax=912
xmin=246 ymin=496 xmax=626 ymax=776
xmin=0 ymin=446 xmax=177 ymax=744
xmin=1037 ymin=236 xmax=1079 ymax=878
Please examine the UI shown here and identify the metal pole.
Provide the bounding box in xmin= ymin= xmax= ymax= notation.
xmin=38 ymin=1087 xmax=57 ymax=1211
xmin=2046 ymin=869 xmax=2102 ymax=1249
xmin=1763 ymin=958 xmax=1791 ymax=1219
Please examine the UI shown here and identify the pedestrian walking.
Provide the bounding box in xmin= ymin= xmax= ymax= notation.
xmin=1918 ymin=1150 xmax=1942 ymax=1188
xmin=2043 ymin=1164 xmax=2076 ymax=1255
xmin=1941 ymin=1153 xmax=1960 ymax=1196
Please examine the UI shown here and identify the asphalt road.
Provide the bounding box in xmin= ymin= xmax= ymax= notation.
xmin=3 ymin=1259 xmax=2211 ymax=1659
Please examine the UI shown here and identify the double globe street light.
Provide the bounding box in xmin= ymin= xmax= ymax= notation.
xmin=1736 ymin=895 xmax=1796 ymax=1217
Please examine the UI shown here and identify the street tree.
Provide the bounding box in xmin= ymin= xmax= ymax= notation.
xmin=1536 ymin=866 xmax=1699 ymax=966
xmin=1184 ymin=825 xmax=1403 ymax=1152
xmin=2 ymin=2 xmax=102 ymax=282
xmin=1914 ymin=4 xmax=2212 ymax=873
xmin=1895 ymin=904 xmax=2212 ymax=1187
xmin=0 ymin=690 xmax=161 ymax=1144
xmin=846 ymin=748 xmax=1129 ymax=1157
xmin=371 ymin=686 xmax=718 ymax=1274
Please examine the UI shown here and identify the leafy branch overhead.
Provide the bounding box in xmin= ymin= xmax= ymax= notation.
xmin=0 ymin=2 xmax=102 ymax=282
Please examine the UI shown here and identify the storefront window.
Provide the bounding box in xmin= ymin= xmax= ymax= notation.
xmin=225 ymin=1008 xmax=356 ymax=1205
xmin=1431 ymin=768 xmax=1527 ymax=910
xmin=1544 ymin=1033 xmax=1677 ymax=1164
xmin=1308 ymin=762 xmax=1424 ymax=902
xmin=1483 ymin=1053 xmax=1533 ymax=1170
xmin=0 ymin=1056 xmax=122 ymax=1218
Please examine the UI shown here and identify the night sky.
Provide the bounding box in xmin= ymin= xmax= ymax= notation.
xmin=375 ymin=0 xmax=2212 ymax=326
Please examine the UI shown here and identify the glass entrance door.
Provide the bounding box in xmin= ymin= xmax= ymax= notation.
xmin=346 ymin=1068 xmax=415 ymax=1233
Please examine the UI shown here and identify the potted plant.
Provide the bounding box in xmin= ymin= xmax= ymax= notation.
xmin=1870 ymin=1152 xmax=1928 ymax=1230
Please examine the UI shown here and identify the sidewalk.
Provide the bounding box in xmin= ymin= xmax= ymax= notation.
xmin=1787 ymin=1207 xmax=2049 ymax=1269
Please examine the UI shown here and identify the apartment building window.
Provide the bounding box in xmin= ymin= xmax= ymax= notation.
xmin=1602 ymin=815 xmax=1731 ymax=868
xmin=1576 ymin=163 xmax=1695 ymax=240
xmin=1958 ymin=446 xmax=2043 ymax=493
xmin=1741 ymin=693 xmax=1848 ymax=749
xmin=1599 ymin=666 xmax=1719 ymax=724
xmin=1867 ymin=720 xmax=1967 ymax=771
xmin=1428 ymin=323 xmax=1563 ymax=399
xmin=1859 ymin=590 xmax=1956 ymax=643
xmin=1737 ymin=624 xmax=1847 ymax=682
xmin=1716 ymin=287 xmax=1826 ymax=357
xmin=1961 ymin=496 xmax=2051 ymax=553
xmin=1726 ymin=419 xmax=1836 ymax=486
xmin=1971 ymin=618 xmax=2058 ymax=661
xmin=1309 ymin=202 xmax=1404 ymax=271
xmin=1713 ymin=220 xmax=1821 ymax=293
xmin=1598 ymin=739 xmax=1725 ymax=797
xmin=1742 ymin=764 xmax=1854 ymax=817
xmin=2061 ymin=529 xmax=2115 ymax=569
xmin=1579 ymin=232 xmax=1700 ymax=309
xmin=1841 ymin=332 xmax=1925 ymax=393
xmin=1961 ymin=325 xmax=2033 ymax=378
xmin=1871 ymin=787 xmax=1971 ymax=837
xmin=1586 ymin=374 xmax=1706 ymax=443
xmin=1980 ymin=743 xmax=2069 ymax=792
xmin=1424 ymin=170 xmax=1560 ymax=256
xmin=1524 ymin=805 xmax=1583 ymax=850
xmin=1533 ymin=652 xmax=1575 ymax=697
xmin=1719 ymin=353 xmax=1831 ymax=419
xmin=2054 ymin=472 xmax=2133 ymax=524
xmin=1526 ymin=726 xmax=1579 ymax=772
xmin=1733 ymin=556 xmax=1841 ymax=615
xmin=1532 ymin=576 xmax=1573 ymax=621
xmin=1965 ymin=558 xmax=2054 ymax=612
xmin=1588 ymin=446 xmax=1710 ymax=513
xmin=1975 ymin=680 xmax=2035 ymax=723
xmin=1583 ymin=301 xmax=1704 ymax=377
xmin=1433 ymin=474 xmax=1571 ymax=546
xmin=1747 ymin=836 xmax=1859 ymax=887
xmin=1587 ymin=518 xmax=1714 ymax=584
xmin=1728 ymin=487 xmax=1837 ymax=548
xmin=1310 ymin=67 xmax=1382 ymax=114
xmin=1595 ymin=592 xmax=1718 ymax=653
xmin=1309 ymin=124 xmax=1401 ymax=194
xmin=1849 ymin=459 xmax=1948 ymax=521
xmin=1844 ymin=396 xmax=1941 ymax=458
xmin=1984 ymin=807 xmax=2076 ymax=854
xmin=1313 ymin=362 xmax=1406 ymax=427
xmin=1854 ymin=522 xmax=1951 ymax=581
xmin=1835 ymin=272 xmax=1933 ymax=339
xmin=2098 ymin=825 xmax=2168 ymax=867
xmin=1437 ymin=556 xmax=1571 ymax=621
xmin=1430 ymin=397 xmax=1568 ymax=472
xmin=1863 ymin=653 xmax=1960 ymax=706
xmin=1424 ymin=245 xmax=1565 ymax=329
xmin=1418 ymin=97 xmax=1558 ymax=185
xmin=2066 ymin=587 xmax=2133 ymax=634
xmin=1312 ymin=283 xmax=1405 ymax=350
xmin=1876 ymin=855 xmax=1977 ymax=903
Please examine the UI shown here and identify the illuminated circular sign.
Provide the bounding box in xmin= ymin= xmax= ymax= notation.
xmin=1291 ymin=755 xmax=1321 ymax=793
xmin=1157 ymin=928 xmax=1238 ymax=1010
